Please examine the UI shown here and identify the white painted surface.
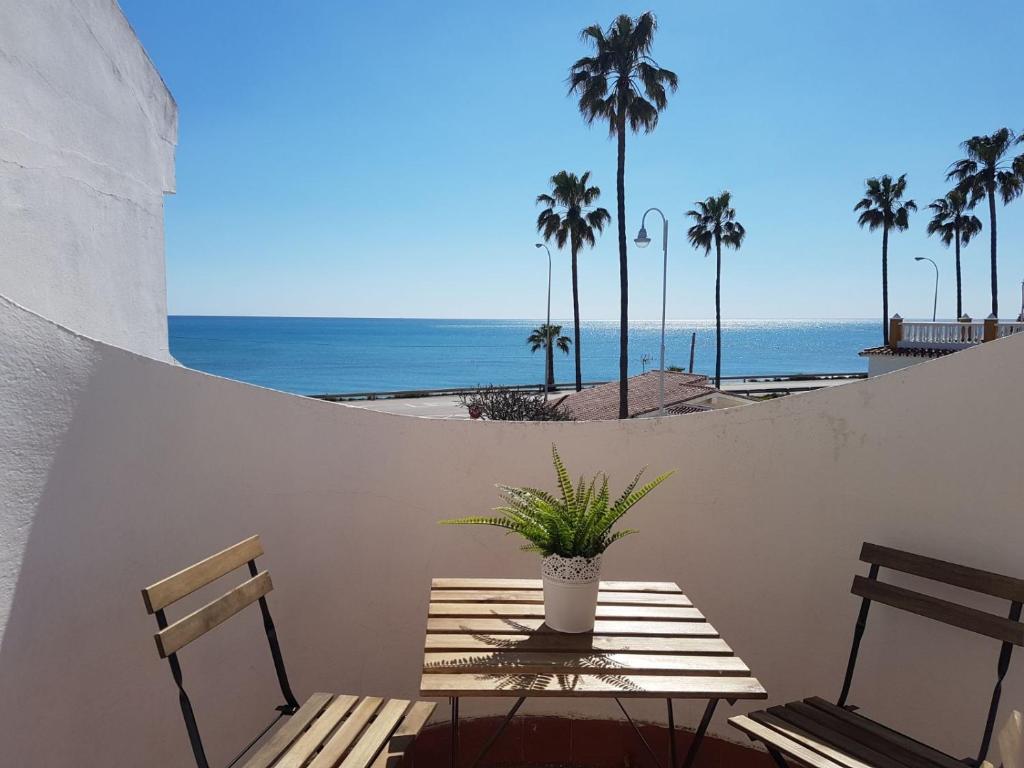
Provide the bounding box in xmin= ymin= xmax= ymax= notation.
xmin=866 ymin=352 xmax=933 ymax=376
xmin=0 ymin=0 xmax=177 ymax=359
xmin=1 ymin=294 xmax=1023 ymax=766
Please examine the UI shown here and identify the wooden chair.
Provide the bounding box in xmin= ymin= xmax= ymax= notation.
xmin=730 ymin=542 xmax=1024 ymax=768
xmin=142 ymin=535 xmax=435 ymax=768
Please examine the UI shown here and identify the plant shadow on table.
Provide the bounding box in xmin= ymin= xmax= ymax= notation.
xmin=427 ymin=616 xmax=643 ymax=694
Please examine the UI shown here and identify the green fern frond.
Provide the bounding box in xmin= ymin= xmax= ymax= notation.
xmin=552 ymin=445 xmax=576 ymax=512
xmin=440 ymin=447 xmax=672 ymax=558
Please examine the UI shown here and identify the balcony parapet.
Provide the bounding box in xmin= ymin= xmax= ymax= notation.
xmin=889 ymin=315 xmax=1024 ymax=351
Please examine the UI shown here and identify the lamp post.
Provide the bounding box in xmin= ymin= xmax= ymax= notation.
xmin=914 ymin=256 xmax=939 ymax=321
xmin=634 ymin=208 xmax=669 ymax=415
xmin=535 ymin=243 xmax=552 ymax=401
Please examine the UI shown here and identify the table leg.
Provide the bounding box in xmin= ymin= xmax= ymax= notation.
xmin=666 ymin=699 xmax=677 ymax=768
xmin=679 ymin=699 xmax=718 ymax=768
xmin=469 ymin=697 xmax=525 ymax=768
xmin=615 ymin=698 xmax=664 ymax=768
xmin=449 ymin=696 xmax=459 ymax=768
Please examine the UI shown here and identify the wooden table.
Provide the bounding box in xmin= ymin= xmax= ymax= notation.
xmin=419 ymin=578 xmax=767 ymax=768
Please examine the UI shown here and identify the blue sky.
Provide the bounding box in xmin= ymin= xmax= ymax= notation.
xmin=121 ymin=1 xmax=1024 ymax=321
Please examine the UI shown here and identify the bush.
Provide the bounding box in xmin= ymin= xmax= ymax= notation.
xmin=458 ymin=386 xmax=574 ymax=421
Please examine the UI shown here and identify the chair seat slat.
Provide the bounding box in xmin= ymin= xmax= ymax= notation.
xmin=305 ymin=697 xmax=384 ymax=768
xmin=729 ymin=715 xmax=846 ymax=768
xmin=752 ymin=710 xmax=893 ymax=768
xmin=369 ymin=701 xmax=437 ymax=768
xmin=801 ymin=698 xmax=964 ymax=768
xmin=241 ymin=693 xmax=334 ymax=768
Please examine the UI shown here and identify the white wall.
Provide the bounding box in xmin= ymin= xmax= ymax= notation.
xmin=0 ymin=0 xmax=177 ymax=360
xmin=1 ymin=294 xmax=1022 ymax=767
xmin=866 ymin=353 xmax=929 ymax=377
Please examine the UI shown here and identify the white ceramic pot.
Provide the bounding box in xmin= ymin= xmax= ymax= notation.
xmin=541 ymin=554 xmax=602 ymax=633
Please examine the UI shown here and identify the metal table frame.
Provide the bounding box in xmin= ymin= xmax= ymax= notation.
xmin=448 ymin=694 xmax=731 ymax=768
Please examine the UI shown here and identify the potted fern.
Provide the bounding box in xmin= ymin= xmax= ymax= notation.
xmin=441 ymin=446 xmax=672 ymax=633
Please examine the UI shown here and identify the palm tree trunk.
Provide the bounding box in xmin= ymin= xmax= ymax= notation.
xmin=954 ymin=224 xmax=962 ymax=319
xmin=615 ymin=113 xmax=629 ymax=419
xmin=571 ymin=243 xmax=582 ymax=392
xmin=715 ymin=235 xmax=722 ymax=388
xmin=881 ymin=225 xmax=889 ymax=346
xmin=547 ymin=343 xmax=555 ymax=390
xmin=988 ymin=186 xmax=998 ymax=317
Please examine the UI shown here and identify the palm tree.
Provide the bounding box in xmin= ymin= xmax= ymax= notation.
xmin=685 ymin=192 xmax=745 ymax=388
xmin=926 ymin=189 xmax=982 ymax=318
xmin=854 ymin=175 xmax=916 ymax=345
xmin=536 ymin=171 xmax=611 ymax=392
xmin=527 ymin=324 xmax=571 ymax=391
xmin=947 ymin=128 xmax=1024 ymax=317
xmin=569 ymin=12 xmax=678 ymax=419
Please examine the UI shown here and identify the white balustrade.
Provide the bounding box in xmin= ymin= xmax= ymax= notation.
xmin=899 ymin=321 xmax=983 ymax=349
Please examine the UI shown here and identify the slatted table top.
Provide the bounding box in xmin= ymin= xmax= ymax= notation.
xmin=419 ymin=578 xmax=767 ymax=699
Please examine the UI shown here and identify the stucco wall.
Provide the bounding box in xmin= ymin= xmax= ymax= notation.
xmin=1 ymin=294 xmax=1022 ymax=766
xmin=867 ymin=353 xmax=929 ymax=377
xmin=0 ymin=0 xmax=177 ymax=360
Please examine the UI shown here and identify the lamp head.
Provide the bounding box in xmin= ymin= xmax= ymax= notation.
xmin=535 ymin=243 xmax=544 ymax=249
xmin=915 ymin=257 xmax=924 ymax=262
xmin=634 ymin=227 xmax=651 ymax=248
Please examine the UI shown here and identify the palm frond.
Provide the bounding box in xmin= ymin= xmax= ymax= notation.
xmin=569 ymin=12 xmax=675 ymax=137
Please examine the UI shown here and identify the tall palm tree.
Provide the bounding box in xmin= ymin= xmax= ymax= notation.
xmin=536 ymin=171 xmax=611 ymax=392
xmin=855 ymin=175 xmax=916 ymax=345
xmin=947 ymin=128 xmax=1024 ymax=317
xmin=926 ymin=189 xmax=982 ymax=318
xmin=569 ymin=12 xmax=678 ymax=419
xmin=685 ymin=192 xmax=745 ymax=388
xmin=527 ymin=324 xmax=571 ymax=391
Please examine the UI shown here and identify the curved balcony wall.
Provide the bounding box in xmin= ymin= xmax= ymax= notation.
xmin=2 ymin=294 xmax=1022 ymax=765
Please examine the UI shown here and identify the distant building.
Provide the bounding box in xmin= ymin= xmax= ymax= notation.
xmin=555 ymin=370 xmax=751 ymax=420
xmin=860 ymin=314 xmax=1024 ymax=376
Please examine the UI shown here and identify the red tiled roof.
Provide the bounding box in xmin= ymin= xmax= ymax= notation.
xmin=556 ymin=371 xmax=716 ymax=420
xmin=858 ymin=346 xmax=956 ymax=358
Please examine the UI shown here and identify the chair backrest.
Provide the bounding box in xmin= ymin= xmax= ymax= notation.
xmin=852 ymin=543 xmax=1024 ymax=644
xmin=142 ymin=535 xmax=299 ymax=768
xmin=839 ymin=542 xmax=1024 ymax=764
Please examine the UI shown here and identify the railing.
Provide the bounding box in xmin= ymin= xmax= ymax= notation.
xmin=891 ymin=316 xmax=1024 ymax=350
xmin=898 ymin=320 xmax=984 ymax=349
xmin=997 ymin=321 xmax=1024 ymax=339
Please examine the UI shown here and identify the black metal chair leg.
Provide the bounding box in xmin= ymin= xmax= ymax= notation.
xmin=767 ymin=746 xmax=791 ymax=768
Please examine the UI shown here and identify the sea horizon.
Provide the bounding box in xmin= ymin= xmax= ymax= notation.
xmin=169 ymin=316 xmax=881 ymax=396
xmin=171 ymin=313 xmax=881 ymax=322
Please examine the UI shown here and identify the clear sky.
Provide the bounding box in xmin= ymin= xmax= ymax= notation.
xmin=120 ymin=1 xmax=1024 ymax=321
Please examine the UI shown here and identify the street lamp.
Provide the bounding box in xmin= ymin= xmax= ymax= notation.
xmin=535 ymin=243 xmax=552 ymax=401
xmin=914 ymin=257 xmax=939 ymax=321
xmin=634 ymin=207 xmax=669 ymax=415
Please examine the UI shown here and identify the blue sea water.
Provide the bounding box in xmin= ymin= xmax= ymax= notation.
xmin=168 ymin=317 xmax=878 ymax=396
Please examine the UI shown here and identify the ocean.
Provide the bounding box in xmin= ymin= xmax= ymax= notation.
xmin=168 ymin=317 xmax=879 ymax=396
